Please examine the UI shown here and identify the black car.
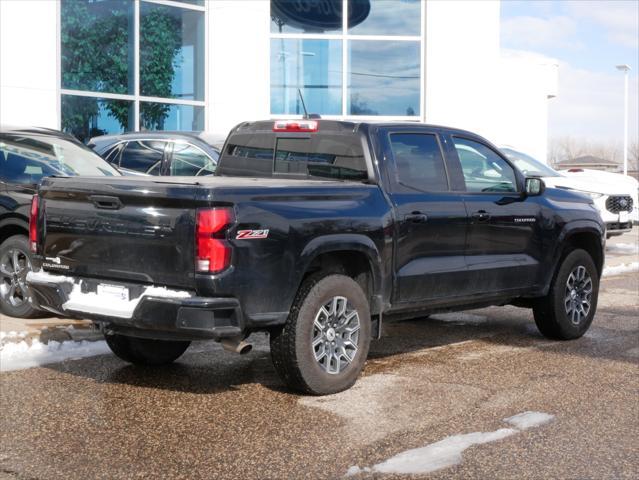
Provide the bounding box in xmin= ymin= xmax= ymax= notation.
xmin=89 ymin=131 xmax=224 ymax=177
xmin=28 ymin=120 xmax=605 ymax=394
xmin=0 ymin=126 xmax=120 ymax=318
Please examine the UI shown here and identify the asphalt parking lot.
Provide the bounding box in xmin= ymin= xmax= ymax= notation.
xmin=1 ymin=233 xmax=637 ymax=480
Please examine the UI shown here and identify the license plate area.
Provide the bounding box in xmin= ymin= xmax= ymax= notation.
xmin=619 ymin=211 xmax=629 ymax=223
xmin=97 ymin=283 xmax=130 ymax=302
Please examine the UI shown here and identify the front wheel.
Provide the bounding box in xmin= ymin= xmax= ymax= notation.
xmin=105 ymin=333 xmax=190 ymax=365
xmin=533 ymin=249 xmax=599 ymax=340
xmin=270 ymin=274 xmax=371 ymax=395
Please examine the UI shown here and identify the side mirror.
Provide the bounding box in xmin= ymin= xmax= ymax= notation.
xmin=525 ymin=177 xmax=545 ymax=196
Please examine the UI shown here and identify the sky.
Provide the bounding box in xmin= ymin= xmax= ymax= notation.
xmin=500 ymin=0 xmax=639 ymax=145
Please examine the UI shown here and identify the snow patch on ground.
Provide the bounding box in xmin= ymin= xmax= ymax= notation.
xmin=602 ymin=261 xmax=639 ymax=277
xmin=300 ymin=374 xmax=486 ymax=446
xmin=504 ymin=411 xmax=555 ymax=429
xmin=606 ymin=243 xmax=639 ymax=255
xmin=345 ymin=411 xmax=554 ymax=477
xmin=0 ymin=339 xmax=111 ymax=372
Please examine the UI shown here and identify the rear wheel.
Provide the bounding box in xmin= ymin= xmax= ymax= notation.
xmin=0 ymin=235 xmax=39 ymax=318
xmin=105 ymin=333 xmax=190 ymax=365
xmin=533 ymin=249 xmax=599 ymax=340
xmin=270 ymin=273 xmax=371 ymax=395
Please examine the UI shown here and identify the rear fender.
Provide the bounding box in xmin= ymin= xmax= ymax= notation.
xmin=297 ymin=234 xmax=387 ymax=314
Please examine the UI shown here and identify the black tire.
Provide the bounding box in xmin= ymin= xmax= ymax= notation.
xmin=0 ymin=235 xmax=40 ymax=318
xmin=270 ymin=273 xmax=371 ymax=395
xmin=533 ymin=249 xmax=599 ymax=340
xmin=105 ymin=333 xmax=190 ymax=365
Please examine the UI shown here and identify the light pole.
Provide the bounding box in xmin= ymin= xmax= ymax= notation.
xmin=616 ymin=64 xmax=631 ymax=176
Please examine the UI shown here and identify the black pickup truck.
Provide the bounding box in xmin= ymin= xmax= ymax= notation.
xmin=27 ymin=120 xmax=605 ymax=394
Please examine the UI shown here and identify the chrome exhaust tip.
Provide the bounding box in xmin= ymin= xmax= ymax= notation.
xmin=221 ymin=337 xmax=252 ymax=355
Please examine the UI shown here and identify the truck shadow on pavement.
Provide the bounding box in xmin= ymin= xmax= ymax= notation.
xmin=44 ymin=304 xmax=639 ymax=395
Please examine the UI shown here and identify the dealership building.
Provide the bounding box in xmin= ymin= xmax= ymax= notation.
xmin=0 ymin=0 xmax=557 ymax=161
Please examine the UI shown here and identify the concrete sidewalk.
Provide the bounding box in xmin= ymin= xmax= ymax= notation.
xmin=0 ymin=230 xmax=636 ymax=348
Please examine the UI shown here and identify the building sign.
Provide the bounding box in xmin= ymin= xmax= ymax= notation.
xmin=271 ymin=0 xmax=370 ymax=32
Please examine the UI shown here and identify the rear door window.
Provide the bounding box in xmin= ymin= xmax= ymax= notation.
xmin=120 ymin=140 xmax=167 ymax=175
xmin=389 ymin=133 xmax=449 ymax=191
xmin=169 ymin=143 xmax=216 ymax=176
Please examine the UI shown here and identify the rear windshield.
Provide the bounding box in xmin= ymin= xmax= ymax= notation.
xmin=0 ymin=133 xmax=119 ymax=185
xmin=217 ymin=133 xmax=368 ymax=181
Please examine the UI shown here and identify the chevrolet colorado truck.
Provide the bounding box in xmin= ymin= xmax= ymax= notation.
xmin=26 ymin=120 xmax=605 ymax=395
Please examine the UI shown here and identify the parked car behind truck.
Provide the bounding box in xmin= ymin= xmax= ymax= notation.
xmin=27 ymin=120 xmax=605 ymax=394
xmin=501 ymin=147 xmax=636 ymax=237
xmin=0 ymin=126 xmax=120 ymax=318
xmin=89 ymin=131 xmax=224 ymax=177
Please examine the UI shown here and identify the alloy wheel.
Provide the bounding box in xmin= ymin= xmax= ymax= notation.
xmin=564 ymin=265 xmax=592 ymax=325
xmin=0 ymin=247 xmax=32 ymax=308
xmin=311 ymin=296 xmax=360 ymax=375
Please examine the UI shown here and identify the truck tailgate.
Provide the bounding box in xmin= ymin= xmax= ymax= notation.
xmin=38 ymin=177 xmax=201 ymax=290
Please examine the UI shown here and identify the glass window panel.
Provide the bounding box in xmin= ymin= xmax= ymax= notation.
xmin=61 ymin=95 xmax=134 ymax=143
xmin=140 ymin=103 xmax=204 ymax=131
xmin=348 ymin=40 xmax=420 ymax=116
xmin=348 ymin=0 xmax=421 ymax=36
xmin=453 ymin=138 xmax=517 ymax=193
xmin=390 ymin=134 xmax=448 ymax=191
xmin=0 ymin=133 xmax=118 ymax=185
xmin=271 ymin=39 xmax=342 ymax=115
xmin=170 ymin=144 xmax=216 ymax=176
xmin=61 ymin=0 xmax=134 ymax=94
xmin=176 ymin=0 xmax=205 ymax=5
xmin=271 ymin=0 xmax=342 ymax=34
xmin=120 ymin=140 xmax=166 ymax=174
xmin=140 ymin=2 xmax=205 ymax=101
xmin=274 ymin=135 xmax=367 ymax=180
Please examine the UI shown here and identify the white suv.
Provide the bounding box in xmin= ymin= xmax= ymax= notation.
xmin=501 ymin=148 xmax=636 ymax=238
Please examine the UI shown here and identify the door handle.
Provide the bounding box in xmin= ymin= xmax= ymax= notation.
xmin=90 ymin=195 xmax=123 ymax=210
xmin=404 ymin=212 xmax=428 ymax=223
xmin=471 ymin=210 xmax=490 ymax=222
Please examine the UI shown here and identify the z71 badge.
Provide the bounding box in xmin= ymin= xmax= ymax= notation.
xmin=236 ymin=229 xmax=269 ymax=239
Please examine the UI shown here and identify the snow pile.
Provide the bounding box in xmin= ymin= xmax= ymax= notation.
xmin=602 ymin=261 xmax=639 ymax=277
xmin=0 ymin=339 xmax=111 ymax=372
xmin=345 ymin=411 xmax=555 ymax=477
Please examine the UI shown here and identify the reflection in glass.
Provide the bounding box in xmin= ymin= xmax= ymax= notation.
xmin=61 ymin=0 xmax=134 ymax=94
xmin=271 ymin=39 xmax=342 ymax=115
xmin=348 ymin=0 xmax=421 ymax=36
xmin=140 ymin=2 xmax=205 ymax=101
xmin=140 ymin=103 xmax=204 ymax=131
xmin=271 ymin=0 xmax=342 ymax=34
xmin=348 ymin=41 xmax=420 ymax=116
xmin=61 ymin=95 xmax=134 ymax=143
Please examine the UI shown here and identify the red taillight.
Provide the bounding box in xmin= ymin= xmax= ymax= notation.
xmin=273 ymin=120 xmax=318 ymax=132
xmin=196 ymin=207 xmax=234 ymax=273
xmin=568 ymin=168 xmax=584 ymax=173
xmin=29 ymin=195 xmax=39 ymax=253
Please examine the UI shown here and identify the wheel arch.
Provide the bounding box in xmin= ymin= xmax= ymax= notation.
xmin=556 ymin=222 xmax=605 ymax=278
xmin=0 ymin=217 xmax=29 ymax=244
xmin=297 ymin=234 xmax=386 ymax=315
